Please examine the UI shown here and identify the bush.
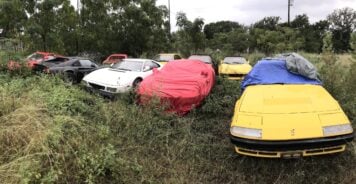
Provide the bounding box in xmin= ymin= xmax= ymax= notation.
xmin=244 ymin=52 xmax=265 ymax=66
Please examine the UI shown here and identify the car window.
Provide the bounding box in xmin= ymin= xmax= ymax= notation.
xmin=156 ymin=55 xmax=174 ymax=61
xmin=223 ymin=57 xmax=247 ymax=64
xmin=72 ymin=60 xmax=81 ymax=66
xmin=110 ymin=56 xmax=119 ymax=60
xmin=44 ymin=57 xmax=68 ymax=64
xmin=143 ymin=61 xmax=160 ymax=71
xmin=188 ymin=55 xmax=212 ymax=64
xmin=112 ymin=60 xmax=143 ymax=72
xmin=79 ymin=60 xmax=93 ymax=67
xmin=149 ymin=61 xmax=160 ymax=68
xmin=174 ymin=55 xmax=181 ymax=60
xmin=27 ymin=53 xmax=44 ymax=60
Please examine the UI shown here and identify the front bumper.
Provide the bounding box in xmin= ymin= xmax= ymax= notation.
xmin=86 ymin=86 xmax=116 ymax=98
xmin=230 ymin=133 xmax=354 ymax=158
xmin=84 ymin=82 xmax=131 ymax=98
xmin=220 ymin=73 xmax=246 ymax=80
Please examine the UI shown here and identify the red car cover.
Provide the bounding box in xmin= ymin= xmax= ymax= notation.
xmin=138 ymin=59 xmax=215 ymax=115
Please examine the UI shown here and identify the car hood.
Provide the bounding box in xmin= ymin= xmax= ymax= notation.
xmin=239 ymin=84 xmax=339 ymax=114
xmin=231 ymin=85 xmax=351 ymax=140
xmin=231 ymin=112 xmax=351 ymax=140
xmin=219 ymin=63 xmax=252 ymax=74
xmin=83 ymin=68 xmax=135 ymax=86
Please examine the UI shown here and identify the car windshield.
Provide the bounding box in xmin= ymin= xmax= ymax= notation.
xmin=111 ymin=60 xmax=143 ymax=71
xmin=223 ymin=57 xmax=247 ymax=64
xmin=155 ymin=55 xmax=174 ymax=61
xmin=241 ymin=60 xmax=321 ymax=91
xmin=188 ymin=55 xmax=212 ymax=64
xmin=27 ymin=53 xmax=44 ymax=60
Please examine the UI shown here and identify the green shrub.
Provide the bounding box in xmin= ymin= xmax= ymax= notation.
xmin=244 ymin=52 xmax=265 ymax=66
xmin=199 ymin=77 xmax=241 ymax=116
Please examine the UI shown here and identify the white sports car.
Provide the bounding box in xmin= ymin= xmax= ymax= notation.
xmin=82 ymin=58 xmax=161 ymax=96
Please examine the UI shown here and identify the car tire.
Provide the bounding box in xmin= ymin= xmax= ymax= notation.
xmin=64 ymin=71 xmax=75 ymax=84
xmin=132 ymin=78 xmax=142 ymax=89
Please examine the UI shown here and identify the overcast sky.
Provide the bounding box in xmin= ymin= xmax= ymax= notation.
xmin=71 ymin=0 xmax=356 ymax=31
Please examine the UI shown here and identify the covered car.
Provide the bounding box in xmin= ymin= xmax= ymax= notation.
xmin=153 ymin=53 xmax=182 ymax=65
xmin=138 ymin=59 xmax=215 ymax=115
xmin=83 ymin=59 xmax=161 ymax=96
xmin=230 ymin=59 xmax=354 ymax=158
xmin=219 ymin=56 xmax=252 ymax=80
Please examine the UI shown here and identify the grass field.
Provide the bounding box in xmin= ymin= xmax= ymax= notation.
xmin=0 ymin=52 xmax=355 ymax=183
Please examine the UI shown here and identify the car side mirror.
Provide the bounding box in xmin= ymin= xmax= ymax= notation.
xmin=143 ymin=66 xmax=151 ymax=72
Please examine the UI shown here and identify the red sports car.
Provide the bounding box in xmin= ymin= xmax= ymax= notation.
xmin=26 ymin=51 xmax=63 ymax=68
xmin=102 ymin=54 xmax=128 ymax=65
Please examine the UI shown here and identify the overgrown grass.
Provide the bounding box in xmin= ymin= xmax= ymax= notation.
xmin=0 ymin=53 xmax=355 ymax=183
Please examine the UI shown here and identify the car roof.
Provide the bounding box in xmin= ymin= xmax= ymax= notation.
xmin=159 ymin=53 xmax=179 ymax=55
xmin=123 ymin=58 xmax=154 ymax=62
xmin=109 ymin=53 xmax=127 ymax=56
xmin=67 ymin=57 xmax=91 ymax=60
xmin=35 ymin=51 xmax=55 ymax=55
xmin=224 ymin=56 xmax=245 ymax=58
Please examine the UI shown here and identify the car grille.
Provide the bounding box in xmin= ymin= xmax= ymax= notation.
xmin=228 ymin=74 xmax=245 ymax=78
xmin=89 ymin=83 xmax=105 ymax=90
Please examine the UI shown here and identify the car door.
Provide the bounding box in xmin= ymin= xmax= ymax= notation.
xmin=78 ymin=59 xmax=98 ymax=74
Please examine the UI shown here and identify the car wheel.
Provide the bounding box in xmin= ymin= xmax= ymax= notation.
xmin=64 ymin=71 xmax=75 ymax=84
xmin=132 ymin=78 xmax=142 ymax=89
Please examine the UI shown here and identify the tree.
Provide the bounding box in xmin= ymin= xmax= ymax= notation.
xmin=327 ymin=7 xmax=356 ymax=52
xmin=350 ymin=32 xmax=356 ymax=58
xmin=253 ymin=16 xmax=281 ymax=30
xmin=305 ymin=20 xmax=329 ymax=53
xmin=0 ymin=0 xmax=27 ymax=38
xmin=290 ymin=14 xmax=309 ymax=29
xmin=175 ymin=12 xmax=205 ymax=56
xmin=79 ymin=0 xmax=170 ymax=57
xmin=57 ymin=0 xmax=79 ymax=55
xmin=209 ymin=28 xmax=250 ymax=55
xmin=203 ymin=21 xmax=242 ymax=39
xmin=322 ymin=32 xmax=334 ymax=53
xmin=25 ymin=0 xmax=66 ymax=52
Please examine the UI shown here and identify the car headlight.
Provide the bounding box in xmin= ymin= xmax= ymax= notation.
xmin=230 ymin=126 xmax=262 ymax=139
xmin=323 ymin=124 xmax=353 ymax=136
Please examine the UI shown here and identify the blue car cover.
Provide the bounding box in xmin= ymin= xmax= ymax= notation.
xmin=241 ymin=59 xmax=321 ymax=91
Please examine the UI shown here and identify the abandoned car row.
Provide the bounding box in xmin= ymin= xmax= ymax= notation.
xmin=5 ymin=51 xmax=354 ymax=158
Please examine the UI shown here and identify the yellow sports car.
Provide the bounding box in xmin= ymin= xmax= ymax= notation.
xmin=230 ymin=59 xmax=354 ymax=158
xmin=153 ymin=53 xmax=182 ymax=65
xmin=219 ymin=57 xmax=252 ymax=80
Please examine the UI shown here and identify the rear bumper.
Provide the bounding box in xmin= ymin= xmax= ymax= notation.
xmin=230 ymin=134 xmax=354 ymax=158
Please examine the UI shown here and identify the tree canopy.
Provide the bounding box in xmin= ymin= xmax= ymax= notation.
xmin=0 ymin=1 xmax=355 ymax=57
